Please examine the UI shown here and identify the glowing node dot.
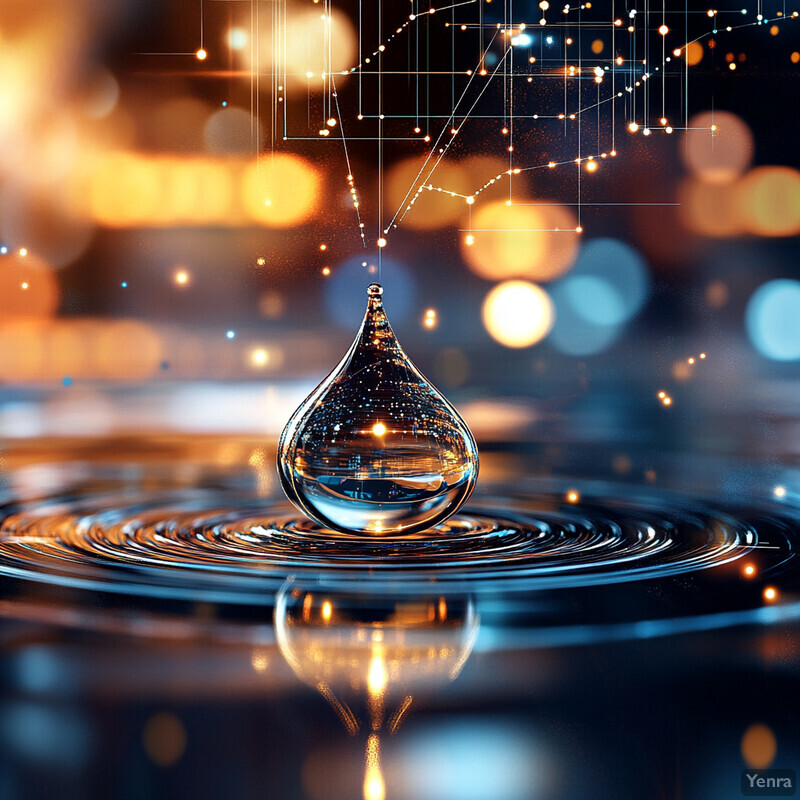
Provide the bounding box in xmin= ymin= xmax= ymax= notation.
xmin=743 ymin=564 xmax=756 ymax=577
xmin=121 ymin=282 xmax=128 ymax=288
xmin=585 ymin=160 xmax=598 ymax=173
xmin=256 ymin=257 xmax=266 ymax=266
xmin=774 ymin=486 xmax=787 ymax=498
xmin=659 ymin=24 xmax=669 ymax=35
xmin=465 ymin=234 xmax=475 ymax=246
xmin=688 ymin=357 xmax=695 ymax=364
xmin=226 ymin=330 xmax=236 ymax=339
xmin=20 ymin=282 xmax=29 ymax=290
xmin=628 ymin=122 xmax=639 ymax=133
xmin=566 ymin=490 xmax=580 ymax=504
xmin=377 ymin=237 xmax=387 ymax=248
xmin=19 ymin=248 xmax=27 ymax=257
xmin=372 ymin=422 xmax=387 ymax=436
xmin=319 ymin=244 xmax=327 ymax=251
xmin=195 ymin=48 xmax=207 ymax=61
xmin=699 ymin=353 xmax=706 ymax=359
xmin=763 ymin=586 xmax=778 ymax=602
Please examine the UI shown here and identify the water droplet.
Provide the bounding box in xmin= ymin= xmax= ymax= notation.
xmin=278 ymin=283 xmax=479 ymax=535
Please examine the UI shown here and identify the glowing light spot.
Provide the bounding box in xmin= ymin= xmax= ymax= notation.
xmin=763 ymin=586 xmax=778 ymax=602
xmin=741 ymin=724 xmax=777 ymax=769
xmin=322 ymin=267 xmax=331 ymax=276
xmin=196 ymin=48 xmax=208 ymax=61
xmin=20 ymin=282 xmax=29 ymax=290
xmin=227 ymin=28 xmax=248 ymax=50
xmin=585 ymin=160 xmax=598 ymax=173
xmin=173 ymin=269 xmax=190 ymax=286
xmin=19 ymin=248 xmax=28 ymax=257
xmin=658 ymin=24 xmax=669 ymax=35
xmin=566 ymin=490 xmax=580 ymax=503
xmin=320 ymin=243 xmax=327 ymax=251
xmin=628 ymin=122 xmax=639 ymax=133
xmin=226 ymin=330 xmax=236 ymax=339
xmin=482 ymin=281 xmax=554 ymax=348
xmin=377 ymin=237 xmax=387 ymax=248
xmin=774 ymin=485 xmax=787 ymax=497
xmin=743 ymin=563 xmax=756 ymax=577
xmin=250 ymin=348 xmax=269 ymax=367
xmin=372 ymin=422 xmax=387 ymax=436
xmin=321 ymin=600 xmax=332 ymax=621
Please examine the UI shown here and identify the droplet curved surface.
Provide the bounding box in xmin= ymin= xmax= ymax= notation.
xmin=278 ymin=283 xmax=479 ymax=535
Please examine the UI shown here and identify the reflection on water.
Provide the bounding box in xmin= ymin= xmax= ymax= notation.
xmin=275 ymin=582 xmax=478 ymax=800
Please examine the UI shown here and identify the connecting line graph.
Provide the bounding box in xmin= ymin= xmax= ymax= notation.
xmin=134 ymin=1 xmax=800 ymax=250
xmin=265 ymin=0 xmax=798 ymax=249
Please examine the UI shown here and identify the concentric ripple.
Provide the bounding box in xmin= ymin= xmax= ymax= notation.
xmin=0 ymin=486 xmax=757 ymax=601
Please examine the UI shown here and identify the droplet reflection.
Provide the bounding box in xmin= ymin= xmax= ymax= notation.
xmin=278 ymin=283 xmax=479 ymax=535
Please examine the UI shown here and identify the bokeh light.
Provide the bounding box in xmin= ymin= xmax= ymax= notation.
xmin=560 ymin=238 xmax=650 ymax=324
xmin=0 ymin=253 xmax=59 ymax=320
xmin=481 ymin=281 xmax=554 ymax=348
xmin=241 ymin=154 xmax=320 ymax=227
xmin=253 ymin=7 xmax=356 ymax=88
xmin=746 ymin=279 xmax=800 ymax=361
xmin=682 ymin=111 xmax=753 ymax=184
xmin=678 ymin=178 xmax=743 ymax=238
xmin=462 ymin=202 xmax=579 ymax=282
xmin=740 ymin=723 xmax=777 ymax=769
xmin=738 ymin=166 xmax=800 ymax=237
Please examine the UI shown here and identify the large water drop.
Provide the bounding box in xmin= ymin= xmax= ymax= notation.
xmin=278 ymin=283 xmax=479 ymax=535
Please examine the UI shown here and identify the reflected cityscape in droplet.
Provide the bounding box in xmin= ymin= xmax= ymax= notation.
xmin=278 ymin=283 xmax=479 ymax=535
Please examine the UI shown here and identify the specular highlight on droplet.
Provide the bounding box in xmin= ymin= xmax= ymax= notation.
xmin=277 ymin=283 xmax=479 ymax=535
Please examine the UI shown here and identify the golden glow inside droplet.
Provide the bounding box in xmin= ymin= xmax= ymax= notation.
xmin=763 ymin=586 xmax=778 ymax=602
xmin=371 ymin=422 xmax=387 ymax=436
xmin=743 ymin=563 xmax=756 ymax=577
xmin=585 ymin=160 xmax=598 ymax=173
xmin=774 ymin=486 xmax=787 ymax=498
xmin=658 ymin=391 xmax=666 ymax=399
xmin=195 ymin=48 xmax=207 ymax=60
xmin=322 ymin=267 xmax=331 ymax=276
xmin=321 ymin=600 xmax=332 ymax=621
xmin=566 ymin=490 xmax=580 ymax=504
